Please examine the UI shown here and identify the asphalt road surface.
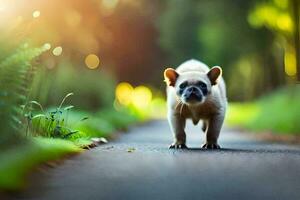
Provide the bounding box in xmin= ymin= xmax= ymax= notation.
xmin=9 ymin=120 xmax=300 ymax=200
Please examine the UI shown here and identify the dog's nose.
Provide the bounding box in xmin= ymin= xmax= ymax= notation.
xmin=188 ymin=87 xmax=197 ymax=94
xmin=185 ymin=87 xmax=202 ymax=101
xmin=187 ymin=87 xmax=193 ymax=92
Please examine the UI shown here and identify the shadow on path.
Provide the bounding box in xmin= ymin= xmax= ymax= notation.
xmin=186 ymin=147 xmax=300 ymax=154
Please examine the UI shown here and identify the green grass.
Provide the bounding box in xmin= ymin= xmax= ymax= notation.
xmin=226 ymin=85 xmax=300 ymax=135
xmin=62 ymin=108 xmax=138 ymax=140
xmin=0 ymin=137 xmax=82 ymax=190
xmin=24 ymin=92 xmax=140 ymax=145
xmin=0 ymin=107 xmax=140 ymax=191
xmin=0 ymin=43 xmax=141 ymax=191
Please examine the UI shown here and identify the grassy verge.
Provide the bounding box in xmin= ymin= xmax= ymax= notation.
xmin=226 ymin=85 xmax=300 ymax=135
xmin=0 ymin=107 xmax=140 ymax=191
xmin=66 ymin=108 xmax=140 ymax=147
xmin=0 ymin=138 xmax=81 ymax=191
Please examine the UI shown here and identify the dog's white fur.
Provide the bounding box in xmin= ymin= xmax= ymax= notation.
xmin=166 ymin=59 xmax=227 ymax=148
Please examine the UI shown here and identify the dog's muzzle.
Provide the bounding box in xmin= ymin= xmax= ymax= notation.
xmin=184 ymin=86 xmax=202 ymax=102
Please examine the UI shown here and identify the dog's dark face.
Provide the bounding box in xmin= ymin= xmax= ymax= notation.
xmin=176 ymin=80 xmax=208 ymax=104
xmin=164 ymin=66 xmax=222 ymax=106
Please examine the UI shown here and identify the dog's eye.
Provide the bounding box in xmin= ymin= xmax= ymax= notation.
xmin=179 ymin=81 xmax=188 ymax=89
xmin=196 ymin=81 xmax=206 ymax=89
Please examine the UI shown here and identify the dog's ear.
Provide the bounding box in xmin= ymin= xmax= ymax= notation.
xmin=207 ymin=66 xmax=222 ymax=85
xmin=164 ymin=68 xmax=179 ymax=87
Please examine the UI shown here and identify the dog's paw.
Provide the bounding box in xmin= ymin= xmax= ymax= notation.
xmin=202 ymin=143 xmax=220 ymax=149
xmin=169 ymin=143 xmax=188 ymax=149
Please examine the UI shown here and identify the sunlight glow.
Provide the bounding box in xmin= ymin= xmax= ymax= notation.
xmin=276 ymin=14 xmax=293 ymax=32
xmin=102 ymin=0 xmax=119 ymax=9
xmin=85 ymin=54 xmax=100 ymax=69
xmin=149 ymin=98 xmax=166 ymax=119
xmin=0 ymin=5 xmax=6 ymax=12
xmin=274 ymin=0 xmax=288 ymax=9
xmin=43 ymin=43 xmax=51 ymax=50
xmin=32 ymin=10 xmax=40 ymax=18
xmin=131 ymin=86 xmax=152 ymax=109
xmin=284 ymin=49 xmax=297 ymax=76
xmin=115 ymin=82 xmax=166 ymax=119
xmin=248 ymin=4 xmax=293 ymax=33
xmin=115 ymin=83 xmax=153 ymax=109
xmin=65 ymin=9 xmax=81 ymax=27
xmin=115 ymin=82 xmax=134 ymax=106
xmin=52 ymin=46 xmax=63 ymax=56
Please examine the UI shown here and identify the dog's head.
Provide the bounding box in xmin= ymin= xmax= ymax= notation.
xmin=164 ymin=66 xmax=222 ymax=105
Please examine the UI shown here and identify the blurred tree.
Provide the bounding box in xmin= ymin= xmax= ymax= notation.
xmin=249 ymin=0 xmax=300 ymax=81
xmin=0 ymin=0 xmax=293 ymax=101
xmin=158 ymin=0 xmax=281 ymax=101
xmin=291 ymin=0 xmax=300 ymax=81
xmin=158 ymin=0 xmax=200 ymax=66
xmin=99 ymin=0 xmax=166 ymax=87
xmin=0 ymin=0 xmax=167 ymax=104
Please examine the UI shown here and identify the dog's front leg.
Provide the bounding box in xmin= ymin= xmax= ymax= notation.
xmin=168 ymin=113 xmax=187 ymax=149
xmin=202 ymin=114 xmax=224 ymax=149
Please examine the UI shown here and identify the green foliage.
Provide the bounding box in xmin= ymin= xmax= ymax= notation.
xmin=24 ymin=90 xmax=140 ymax=140
xmin=158 ymin=0 xmax=200 ymax=65
xmin=69 ymin=108 xmax=139 ymax=140
xmin=30 ymin=60 xmax=116 ymax=111
xmin=98 ymin=109 xmax=139 ymax=129
xmin=248 ymin=0 xmax=293 ymax=33
xmin=0 ymin=95 xmax=140 ymax=190
xmin=158 ymin=0 xmax=280 ymax=101
xmin=23 ymin=93 xmax=88 ymax=139
xmin=227 ymin=86 xmax=300 ymax=134
xmin=0 ymin=137 xmax=81 ymax=190
xmin=0 ymin=44 xmax=49 ymax=148
xmin=226 ymin=103 xmax=259 ymax=126
xmin=0 ymin=106 xmax=140 ymax=190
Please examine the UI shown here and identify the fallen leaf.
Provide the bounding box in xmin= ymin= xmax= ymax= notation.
xmin=127 ymin=147 xmax=136 ymax=153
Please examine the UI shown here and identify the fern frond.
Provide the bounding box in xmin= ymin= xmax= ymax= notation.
xmin=0 ymin=44 xmax=49 ymax=148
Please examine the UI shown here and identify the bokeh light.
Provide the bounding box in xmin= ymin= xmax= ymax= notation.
xmin=274 ymin=0 xmax=288 ymax=9
xmin=284 ymin=49 xmax=297 ymax=76
xmin=102 ymin=0 xmax=119 ymax=9
xmin=248 ymin=4 xmax=293 ymax=33
xmin=85 ymin=54 xmax=100 ymax=69
xmin=149 ymin=98 xmax=166 ymax=119
xmin=32 ymin=10 xmax=40 ymax=18
xmin=276 ymin=14 xmax=293 ymax=32
xmin=115 ymin=82 xmax=133 ymax=106
xmin=43 ymin=43 xmax=51 ymax=50
xmin=52 ymin=46 xmax=62 ymax=56
xmin=115 ymin=82 xmax=165 ymax=118
xmin=23 ymin=43 xmax=29 ymax=48
xmin=131 ymin=86 xmax=152 ymax=109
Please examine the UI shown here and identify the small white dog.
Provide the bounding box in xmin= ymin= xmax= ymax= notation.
xmin=164 ymin=59 xmax=227 ymax=149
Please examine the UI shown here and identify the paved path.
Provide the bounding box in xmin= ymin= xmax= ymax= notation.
xmin=11 ymin=120 xmax=300 ymax=200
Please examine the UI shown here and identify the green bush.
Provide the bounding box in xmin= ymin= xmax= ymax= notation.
xmin=227 ymin=85 xmax=300 ymax=134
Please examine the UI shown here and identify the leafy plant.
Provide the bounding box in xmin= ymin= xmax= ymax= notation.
xmin=23 ymin=93 xmax=88 ymax=139
xmin=0 ymin=44 xmax=49 ymax=148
